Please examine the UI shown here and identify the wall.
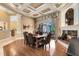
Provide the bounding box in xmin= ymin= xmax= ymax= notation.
xmin=36 ymin=13 xmax=61 ymax=39
xmin=60 ymin=4 xmax=79 ymax=37
xmin=21 ymin=16 xmax=34 ymax=33
xmin=36 ymin=15 xmax=54 ymax=31
xmin=0 ymin=30 xmax=10 ymax=40
xmin=0 ymin=11 xmax=10 ymax=29
xmin=0 ymin=10 xmax=10 ymax=40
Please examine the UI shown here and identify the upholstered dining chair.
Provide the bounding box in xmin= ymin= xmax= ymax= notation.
xmin=28 ymin=33 xmax=36 ymax=47
xmin=23 ymin=32 xmax=29 ymax=45
xmin=42 ymin=32 xmax=51 ymax=50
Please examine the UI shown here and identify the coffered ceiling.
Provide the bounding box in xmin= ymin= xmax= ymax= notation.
xmin=0 ymin=3 xmax=72 ymax=18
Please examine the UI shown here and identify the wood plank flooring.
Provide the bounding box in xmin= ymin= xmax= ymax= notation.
xmin=3 ymin=39 xmax=67 ymax=56
xmin=53 ymin=41 xmax=67 ymax=56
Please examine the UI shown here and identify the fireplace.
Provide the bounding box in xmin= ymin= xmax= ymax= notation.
xmin=60 ymin=30 xmax=78 ymax=44
xmin=63 ymin=30 xmax=77 ymax=39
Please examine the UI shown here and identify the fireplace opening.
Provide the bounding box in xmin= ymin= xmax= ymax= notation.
xmin=59 ymin=30 xmax=77 ymax=44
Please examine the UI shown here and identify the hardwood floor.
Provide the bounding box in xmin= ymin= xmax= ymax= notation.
xmin=3 ymin=40 xmax=49 ymax=56
xmin=3 ymin=39 xmax=67 ymax=56
xmin=54 ymin=41 xmax=67 ymax=56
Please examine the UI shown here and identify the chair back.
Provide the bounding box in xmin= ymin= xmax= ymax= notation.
xmin=45 ymin=33 xmax=51 ymax=44
xmin=23 ymin=32 xmax=28 ymax=42
xmin=28 ymin=33 xmax=34 ymax=44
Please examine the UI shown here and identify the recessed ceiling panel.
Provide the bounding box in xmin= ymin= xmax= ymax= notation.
xmin=13 ymin=3 xmax=19 ymax=7
xmin=30 ymin=3 xmax=43 ymax=8
xmin=23 ymin=9 xmax=31 ymax=13
xmin=41 ymin=8 xmax=51 ymax=13
xmin=4 ymin=3 xmax=68 ymax=18
xmin=33 ymin=13 xmax=39 ymax=16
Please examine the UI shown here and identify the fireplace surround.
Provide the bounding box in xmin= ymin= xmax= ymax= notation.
xmin=63 ymin=30 xmax=77 ymax=39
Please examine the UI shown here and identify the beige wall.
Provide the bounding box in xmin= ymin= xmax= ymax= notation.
xmin=0 ymin=10 xmax=10 ymax=40
xmin=0 ymin=10 xmax=10 ymax=29
xmin=60 ymin=4 xmax=79 ymax=37
xmin=21 ymin=16 xmax=34 ymax=33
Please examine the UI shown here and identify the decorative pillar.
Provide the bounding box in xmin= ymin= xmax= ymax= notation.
xmin=16 ymin=14 xmax=22 ymax=37
xmin=52 ymin=11 xmax=61 ymax=40
xmin=33 ymin=18 xmax=37 ymax=33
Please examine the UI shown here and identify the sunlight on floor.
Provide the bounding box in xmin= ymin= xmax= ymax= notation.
xmin=10 ymin=48 xmax=17 ymax=55
xmin=0 ymin=47 xmax=4 ymax=56
xmin=46 ymin=40 xmax=56 ymax=56
xmin=0 ymin=35 xmax=23 ymax=56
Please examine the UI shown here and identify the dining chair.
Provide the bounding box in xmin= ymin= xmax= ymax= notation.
xmin=28 ymin=33 xmax=36 ymax=47
xmin=43 ymin=32 xmax=51 ymax=50
xmin=23 ymin=32 xmax=29 ymax=45
xmin=36 ymin=37 xmax=45 ymax=48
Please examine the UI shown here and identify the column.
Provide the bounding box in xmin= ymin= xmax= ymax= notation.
xmin=16 ymin=14 xmax=22 ymax=37
xmin=52 ymin=11 xmax=61 ymax=40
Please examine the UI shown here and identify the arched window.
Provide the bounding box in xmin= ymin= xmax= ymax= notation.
xmin=65 ymin=8 xmax=74 ymax=25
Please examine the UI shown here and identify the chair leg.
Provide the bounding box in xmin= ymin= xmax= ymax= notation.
xmin=24 ymin=40 xmax=26 ymax=44
xmin=49 ymin=43 xmax=50 ymax=49
xmin=45 ymin=44 xmax=46 ymax=50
